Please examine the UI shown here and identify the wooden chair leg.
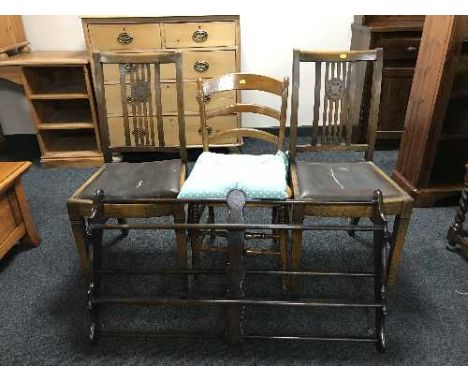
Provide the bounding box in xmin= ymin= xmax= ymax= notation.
xmin=290 ymin=214 xmax=304 ymax=290
xmin=277 ymin=205 xmax=289 ymax=290
xmin=207 ymin=205 xmax=216 ymax=241
xmin=348 ymin=217 xmax=361 ymax=237
xmin=67 ymin=202 xmax=89 ymax=280
xmin=188 ymin=204 xmax=203 ymax=270
xmin=173 ymin=207 xmax=188 ymax=270
xmin=387 ymin=207 xmax=412 ymax=287
xmin=447 ymin=173 xmax=468 ymax=251
xmin=14 ymin=182 xmax=41 ymax=247
xmin=117 ymin=218 xmax=129 ymax=237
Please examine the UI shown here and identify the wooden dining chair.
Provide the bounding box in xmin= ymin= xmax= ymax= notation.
xmin=289 ymin=49 xmax=413 ymax=287
xmin=67 ymin=51 xmax=188 ymax=279
xmin=179 ymin=73 xmax=290 ymax=283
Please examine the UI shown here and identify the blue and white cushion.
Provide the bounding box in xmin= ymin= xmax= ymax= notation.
xmin=178 ymin=151 xmax=289 ymax=200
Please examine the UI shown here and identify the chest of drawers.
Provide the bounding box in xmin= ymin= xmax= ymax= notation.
xmin=81 ymin=16 xmax=241 ymax=152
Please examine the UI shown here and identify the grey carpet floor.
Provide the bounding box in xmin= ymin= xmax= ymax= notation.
xmin=0 ymin=140 xmax=467 ymax=365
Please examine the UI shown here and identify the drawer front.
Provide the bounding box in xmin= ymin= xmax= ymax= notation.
xmin=104 ymin=82 xmax=237 ymax=116
xmin=102 ymin=50 xmax=236 ymax=82
xmin=107 ymin=116 xmax=177 ymax=147
xmin=163 ymin=82 xmax=237 ymax=113
xmin=87 ymin=23 xmax=162 ymax=51
xmin=102 ymin=62 xmax=178 ymax=84
xmin=163 ymin=22 xmax=236 ymax=48
xmin=159 ymin=50 xmax=237 ymax=80
xmin=380 ymin=38 xmax=420 ymax=61
xmin=185 ymin=115 xmax=238 ymax=146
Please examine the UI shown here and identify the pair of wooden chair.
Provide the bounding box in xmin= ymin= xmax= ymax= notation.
xmin=68 ymin=49 xmax=412 ymax=291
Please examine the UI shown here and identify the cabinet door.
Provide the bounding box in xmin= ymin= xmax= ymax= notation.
xmin=378 ymin=67 xmax=414 ymax=138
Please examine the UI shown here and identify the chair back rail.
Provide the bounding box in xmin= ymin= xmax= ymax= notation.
xmin=92 ymin=51 xmax=187 ymax=162
xmin=289 ymin=49 xmax=383 ymax=162
xmin=197 ymin=73 xmax=289 ymax=151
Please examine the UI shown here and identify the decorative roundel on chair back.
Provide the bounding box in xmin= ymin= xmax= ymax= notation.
xmin=325 ymin=77 xmax=345 ymax=100
xmin=130 ymin=80 xmax=151 ymax=103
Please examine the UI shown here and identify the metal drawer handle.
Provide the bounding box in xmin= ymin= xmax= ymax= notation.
xmin=131 ymin=127 xmax=142 ymax=136
xmin=198 ymin=126 xmax=214 ymax=136
xmin=124 ymin=63 xmax=137 ymax=72
xmin=194 ymin=61 xmax=209 ymax=73
xmin=192 ymin=29 xmax=208 ymax=43
xmin=117 ymin=32 xmax=134 ymax=45
xmin=406 ymin=46 xmax=417 ymax=53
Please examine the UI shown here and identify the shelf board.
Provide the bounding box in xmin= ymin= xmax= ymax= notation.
xmin=38 ymin=122 xmax=95 ymax=130
xmin=36 ymin=108 xmax=93 ymax=125
xmin=439 ymin=134 xmax=468 ymax=141
xmin=41 ymin=150 xmax=102 ymax=159
xmin=30 ymin=93 xmax=89 ymax=100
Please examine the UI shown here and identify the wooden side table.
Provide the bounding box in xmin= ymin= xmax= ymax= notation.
xmin=0 ymin=161 xmax=40 ymax=258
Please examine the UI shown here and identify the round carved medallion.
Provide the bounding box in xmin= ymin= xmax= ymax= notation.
xmin=130 ymin=81 xmax=150 ymax=103
xmin=325 ymin=78 xmax=345 ymax=100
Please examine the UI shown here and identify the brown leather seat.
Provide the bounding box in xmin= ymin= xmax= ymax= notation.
xmin=295 ymin=161 xmax=404 ymax=202
xmin=79 ymin=160 xmax=182 ymax=200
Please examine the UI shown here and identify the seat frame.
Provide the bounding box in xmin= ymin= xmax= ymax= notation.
xmin=289 ymin=49 xmax=413 ymax=287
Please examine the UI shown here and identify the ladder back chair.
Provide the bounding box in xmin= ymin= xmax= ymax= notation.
xmin=67 ymin=51 xmax=188 ymax=278
xmin=180 ymin=73 xmax=290 ymax=283
xmin=289 ymin=49 xmax=413 ymax=287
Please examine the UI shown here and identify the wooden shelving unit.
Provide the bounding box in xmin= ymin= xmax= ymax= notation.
xmin=392 ymin=16 xmax=468 ymax=207
xmin=0 ymin=51 xmax=103 ymax=167
xmin=350 ymin=15 xmax=425 ymax=143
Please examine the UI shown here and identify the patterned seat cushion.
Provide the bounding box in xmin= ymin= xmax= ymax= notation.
xmin=178 ymin=151 xmax=289 ymax=200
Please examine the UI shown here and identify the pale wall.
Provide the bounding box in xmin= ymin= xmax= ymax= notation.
xmin=1 ymin=12 xmax=353 ymax=134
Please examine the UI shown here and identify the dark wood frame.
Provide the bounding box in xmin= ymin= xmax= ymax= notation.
xmin=289 ymin=49 xmax=413 ymax=287
xmin=67 ymin=51 xmax=188 ymax=278
xmin=84 ymin=192 xmax=390 ymax=352
xmin=92 ymin=51 xmax=187 ymax=162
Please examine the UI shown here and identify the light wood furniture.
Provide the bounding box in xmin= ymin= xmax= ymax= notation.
xmin=289 ymin=49 xmax=413 ymax=287
xmin=392 ymin=16 xmax=468 ymax=207
xmin=0 ymin=161 xmax=40 ymax=258
xmin=81 ymin=15 xmax=241 ymax=153
xmin=0 ymin=16 xmax=30 ymax=60
xmin=67 ymin=51 xmax=188 ymax=279
xmin=351 ymin=15 xmax=424 ymax=143
xmin=0 ymin=51 xmax=104 ymax=168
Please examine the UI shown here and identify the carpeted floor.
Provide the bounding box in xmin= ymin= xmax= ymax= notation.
xmin=0 ymin=139 xmax=467 ymax=365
